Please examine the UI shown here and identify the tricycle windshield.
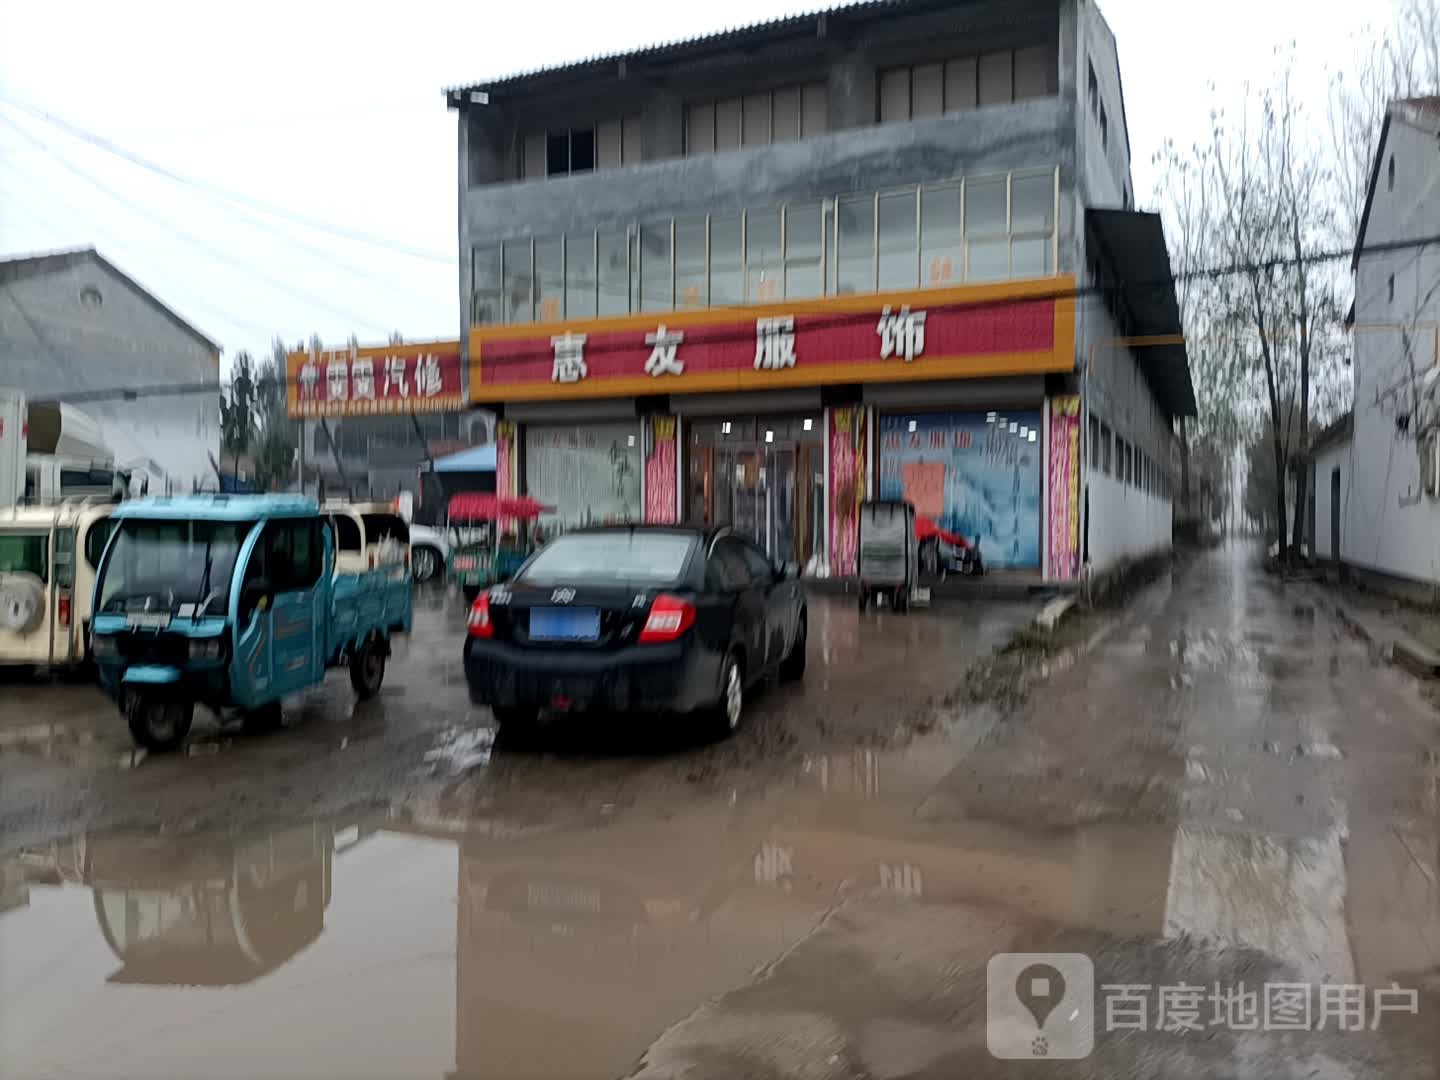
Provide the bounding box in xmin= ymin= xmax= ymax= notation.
xmin=97 ymin=519 xmax=256 ymax=618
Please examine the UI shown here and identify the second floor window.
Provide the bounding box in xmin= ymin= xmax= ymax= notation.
xmin=685 ymin=84 xmax=827 ymax=154
xmin=521 ymin=118 xmax=640 ymax=179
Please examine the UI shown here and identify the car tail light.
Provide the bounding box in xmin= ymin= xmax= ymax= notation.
xmin=639 ymin=594 xmax=695 ymax=643
xmin=468 ymin=593 xmax=493 ymax=638
xmin=57 ymin=591 xmax=72 ymax=628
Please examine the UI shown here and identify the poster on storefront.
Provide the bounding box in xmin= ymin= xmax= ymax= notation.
xmin=828 ymin=407 xmax=867 ymax=578
xmin=644 ymin=416 xmax=679 ymax=524
xmin=525 ymin=423 xmax=641 ymax=531
xmin=1047 ymin=396 xmax=1081 ymax=580
xmin=878 ymin=410 xmax=1042 ymax=569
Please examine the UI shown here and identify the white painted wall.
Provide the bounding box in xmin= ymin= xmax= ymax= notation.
xmin=0 ymin=253 xmax=221 ymax=493
xmin=1345 ymin=111 xmax=1440 ymax=582
xmin=1079 ymin=289 xmax=1177 ymax=574
xmin=1312 ymin=439 xmax=1349 ymax=562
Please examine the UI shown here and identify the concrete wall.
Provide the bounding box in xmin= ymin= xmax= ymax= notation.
xmin=456 ymin=0 xmax=1081 ymax=337
xmin=0 ymin=254 xmax=220 ymax=493
xmin=1345 ymin=115 xmax=1440 ymax=582
xmin=1080 ymin=294 xmax=1175 ymax=572
xmin=1074 ymin=0 xmax=1131 ymax=211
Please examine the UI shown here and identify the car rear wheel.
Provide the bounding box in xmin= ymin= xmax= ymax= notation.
xmin=707 ymin=654 xmax=744 ymax=739
xmin=779 ymin=611 xmax=807 ymax=681
xmin=412 ymin=545 xmax=441 ymax=582
xmin=349 ymin=638 xmax=387 ymax=699
xmin=126 ymin=693 xmax=193 ymax=753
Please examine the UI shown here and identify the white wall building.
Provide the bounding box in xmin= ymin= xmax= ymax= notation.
xmin=1311 ymin=98 xmax=1440 ymax=595
xmin=0 ymin=248 xmax=221 ymax=493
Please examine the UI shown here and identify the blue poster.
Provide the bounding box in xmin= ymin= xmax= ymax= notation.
xmin=877 ymin=410 xmax=1043 ymax=569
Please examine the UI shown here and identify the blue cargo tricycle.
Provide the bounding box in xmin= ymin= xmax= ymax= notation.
xmin=90 ymin=494 xmax=412 ymax=751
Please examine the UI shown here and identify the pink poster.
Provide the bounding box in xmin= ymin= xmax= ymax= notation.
xmin=828 ymin=407 xmax=868 ymax=577
xmin=1047 ymin=397 xmax=1080 ymax=581
xmin=644 ymin=416 xmax=678 ymax=524
xmin=495 ymin=420 xmax=515 ymax=532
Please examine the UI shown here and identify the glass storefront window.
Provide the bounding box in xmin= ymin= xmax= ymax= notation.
xmin=597 ymin=229 xmax=629 ymax=315
xmin=675 ymin=218 xmax=707 ymax=308
xmin=835 ymin=194 xmax=875 ymax=296
xmin=1011 ymin=172 xmax=1054 ymax=233
xmin=784 ymin=202 xmax=823 ymax=300
xmin=919 ymin=183 xmax=962 ymax=287
xmin=502 ymin=238 xmax=532 ymax=324
xmin=877 ymin=189 xmax=918 ymax=290
xmin=967 ymin=238 xmax=1009 ymax=281
xmin=472 ymin=245 xmax=501 ymax=325
xmin=1011 ymin=236 xmax=1051 ymax=277
xmin=564 ymin=232 xmax=596 ymax=318
xmin=745 ymin=207 xmax=782 ymax=303
xmin=711 ymin=214 xmax=744 ymax=308
xmin=965 ymin=176 xmax=1008 ymax=237
xmin=525 ymin=423 xmax=642 ymax=530
xmin=472 ymin=168 xmax=1059 ymax=324
xmin=639 ymin=222 xmax=672 ymax=312
xmin=534 ymin=236 xmax=563 ymax=322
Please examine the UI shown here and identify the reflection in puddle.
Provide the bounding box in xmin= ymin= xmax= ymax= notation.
xmin=3 ymin=747 xmax=1438 ymax=1077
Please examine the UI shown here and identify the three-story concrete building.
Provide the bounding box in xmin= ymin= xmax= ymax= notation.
xmin=445 ymin=0 xmax=1193 ymax=581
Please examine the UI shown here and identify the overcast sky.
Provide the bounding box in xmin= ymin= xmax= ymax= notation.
xmin=0 ymin=0 xmax=1384 ymax=377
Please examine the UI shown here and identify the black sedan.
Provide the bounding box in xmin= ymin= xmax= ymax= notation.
xmin=463 ymin=525 xmax=807 ymax=737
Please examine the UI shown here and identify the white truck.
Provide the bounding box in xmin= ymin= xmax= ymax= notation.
xmin=0 ymin=389 xmax=23 ymax=507
xmin=0 ymin=387 xmax=129 ymax=669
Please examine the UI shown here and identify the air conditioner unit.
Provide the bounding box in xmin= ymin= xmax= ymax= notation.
xmin=1421 ymin=431 xmax=1440 ymax=497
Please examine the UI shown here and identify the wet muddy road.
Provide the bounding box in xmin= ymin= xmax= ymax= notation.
xmin=3 ymin=545 xmax=1438 ymax=1078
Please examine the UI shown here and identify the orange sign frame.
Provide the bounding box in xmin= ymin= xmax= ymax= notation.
xmin=468 ymin=275 xmax=1077 ymax=404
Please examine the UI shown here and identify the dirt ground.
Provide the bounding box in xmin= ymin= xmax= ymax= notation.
xmin=3 ymin=547 xmax=1438 ymax=1079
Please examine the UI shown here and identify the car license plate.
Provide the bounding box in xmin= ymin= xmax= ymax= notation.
xmin=529 ymin=607 xmax=600 ymax=641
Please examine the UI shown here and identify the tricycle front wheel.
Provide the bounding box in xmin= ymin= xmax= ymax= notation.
xmin=126 ymin=693 xmax=193 ymax=753
xmin=349 ymin=638 xmax=387 ymax=700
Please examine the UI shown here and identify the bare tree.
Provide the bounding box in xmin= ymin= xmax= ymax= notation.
xmin=1329 ymin=0 xmax=1440 ymax=242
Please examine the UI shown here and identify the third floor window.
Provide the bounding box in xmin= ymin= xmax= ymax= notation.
xmin=684 ymin=83 xmax=828 ymax=155
xmin=521 ymin=117 xmax=641 ymax=179
xmin=878 ymin=44 xmax=1056 ymax=122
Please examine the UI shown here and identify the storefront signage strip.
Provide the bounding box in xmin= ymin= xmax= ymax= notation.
xmin=286 ymin=342 xmax=463 ymax=419
xmin=470 ymin=278 xmax=1076 ymax=404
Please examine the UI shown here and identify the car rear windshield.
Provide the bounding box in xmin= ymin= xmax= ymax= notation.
xmin=518 ymin=532 xmax=695 ymax=586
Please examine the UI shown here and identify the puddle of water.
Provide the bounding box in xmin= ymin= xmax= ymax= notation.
xmin=5 ymin=736 xmax=1438 ymax=1078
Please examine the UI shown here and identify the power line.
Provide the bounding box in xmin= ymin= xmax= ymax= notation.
xmin=0 ymin=170 xmax=283 ymax=341
xmin=0 ymin=113 xmax=393 ymax=335
xmin=23 ymin=229 xmax=1440 ymax=406
xmin=0 ymin=96 xmax=453 ymax=265
xmin=0 ymin=110 xmax=450 ymax=309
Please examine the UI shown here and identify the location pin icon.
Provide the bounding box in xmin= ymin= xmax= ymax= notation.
xmin=1015 ymin=963 xmax=1066 ymax=1030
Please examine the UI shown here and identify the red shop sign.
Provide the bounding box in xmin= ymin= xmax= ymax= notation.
xmin=470 ymin=280 xmax=1075 ymax=403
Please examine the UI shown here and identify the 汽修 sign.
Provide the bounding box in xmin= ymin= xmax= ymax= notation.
xmin=286 ymin=342 xmax=463 ymax=419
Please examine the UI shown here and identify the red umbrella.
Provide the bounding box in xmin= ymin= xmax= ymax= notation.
xmin=915 ymin=514 xmax=971 ymax=549
xmin=447 ymin=492 xmax=501 ymax=520
xmin=499 ymin=495 xmax=551 ymax=520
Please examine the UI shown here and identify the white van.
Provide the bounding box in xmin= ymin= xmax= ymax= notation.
xmin=0 ymin=499 xmax=117 ymax=669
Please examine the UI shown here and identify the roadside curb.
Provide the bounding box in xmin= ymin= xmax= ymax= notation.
xmin=1308 ymin=586 xmax=1440 ymax=677
xmin=1034 ymin=593 xmax=1078 ymax=632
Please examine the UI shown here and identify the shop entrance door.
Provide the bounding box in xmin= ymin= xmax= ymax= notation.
xmin=687 ymin=415 xmax=824 ymax=568
xmin=710 ymin=443 xmax=798 ymax=565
